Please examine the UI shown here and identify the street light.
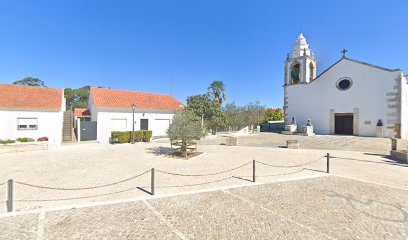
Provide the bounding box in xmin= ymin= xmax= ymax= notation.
xmin=131 ymin=104 xmax=136 ymax=144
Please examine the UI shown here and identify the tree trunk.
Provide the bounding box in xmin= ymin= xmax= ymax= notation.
xmin=181 ymin=140 xmax=187 ymax=158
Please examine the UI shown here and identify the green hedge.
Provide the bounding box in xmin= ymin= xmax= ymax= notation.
xmin=111 ymin=130 xmax=152 ymax=143
xmin=111 ymin=131 xmax=131 ymax=143
xmin=0 ymin=139 xmax=16 ymax=144
xmin=16 ymin=137 xmax=35 ymax=142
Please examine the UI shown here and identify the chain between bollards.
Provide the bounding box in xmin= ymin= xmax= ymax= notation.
xmin=326 ymin=153 xmax=330 ymax=174
xmin=151 ymin=168 xmax=155 ymax=195
xmin=7 ymin=179 xmax=13 ymax=213
xmin=253 ymin=160 xmax=256 ymax=183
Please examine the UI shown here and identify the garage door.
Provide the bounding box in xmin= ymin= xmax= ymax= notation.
xmin=154 ymin=119 xmax=170 ymax=136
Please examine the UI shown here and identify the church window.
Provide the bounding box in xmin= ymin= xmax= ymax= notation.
xmin=291 ymin=63 xmax=300 ymax=84
xmin=336 ymin=78 xmax=352 ymax=91
xmin=309 ymin=63 xmax=314 ymax=80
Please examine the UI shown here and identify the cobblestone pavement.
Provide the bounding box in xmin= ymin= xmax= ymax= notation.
xmin=1 ymin=176 xmax=407 ymax=239
xmin=199 ymin=132 xmax=408 ymax=154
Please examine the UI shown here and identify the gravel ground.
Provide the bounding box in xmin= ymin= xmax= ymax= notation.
xmin=1 ymin=176 xmax=407 ymax=239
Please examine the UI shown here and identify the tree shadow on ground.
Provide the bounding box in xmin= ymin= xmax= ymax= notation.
xmin=146 ymin=146 xmax=175 ymax=156
xmin=332 ymin=155 xmax=407 ymax=167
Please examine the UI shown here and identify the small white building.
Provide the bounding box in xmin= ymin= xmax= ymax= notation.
xmin=89 ymin=87 xmax=184 ymax=143
xmin=284 ymin=33 xmax=408 ymax=138
xmin=0 ymin=84 xmax=65 ymax=145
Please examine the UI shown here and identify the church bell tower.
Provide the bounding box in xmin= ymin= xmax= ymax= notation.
xmin=284 ymin=33 xmax=316 ymax=85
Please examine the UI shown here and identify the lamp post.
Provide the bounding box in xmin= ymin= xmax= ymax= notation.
xmin=131 ymin=104 xmax=136 ymax=144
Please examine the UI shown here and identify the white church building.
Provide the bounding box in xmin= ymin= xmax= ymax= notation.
xmin=284 ymin=33 xmax=408 ymax=139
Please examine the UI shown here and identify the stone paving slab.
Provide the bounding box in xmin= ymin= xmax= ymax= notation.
xmin=41 ymin=201 xmax=179 ymax=240
xmin=0 ymin=213 xmax=38 ymax=240
xmin=0 ymin=176 xmax=407 ymax=239
xmin=228 ymin=176 xmax=408 ymax=239
xmin=148 ymin=189 xmax=330 ymax=239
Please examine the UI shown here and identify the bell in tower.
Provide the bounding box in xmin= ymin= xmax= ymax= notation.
xmin=284 ymin=32 xmax=316 ymax=86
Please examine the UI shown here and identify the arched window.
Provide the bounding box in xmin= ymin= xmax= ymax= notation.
xmin=309 ymin=63 xmax=314 ymax=81
xmin=291 ymin=63 xmax=300 ymax=84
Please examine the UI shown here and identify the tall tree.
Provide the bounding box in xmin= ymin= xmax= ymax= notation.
xmin=13 ymin=77 xmax=45 ymax=87
xmin=224 ymin=102 xmax=246 ymax=131
xmin=207 ymin=80 xmax=227 ymax=105
xmin=262 ymin=108 xmax=284 ymax=123
xmin=245 ymin=101 xmax=265 ymax=130
xmin=186 ymin=94 xmax=226 ymax=134
xmin=64 ymin=85 xmax=90 ymax=110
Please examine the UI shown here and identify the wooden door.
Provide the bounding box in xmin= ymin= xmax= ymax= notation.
xmin=335 ymin=115 xmax=353 ymax=135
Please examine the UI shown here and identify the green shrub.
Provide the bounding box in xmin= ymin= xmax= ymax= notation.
xmin=131 ymin=130 xmax=153 ymax=142
xmin=0 ymin=139 xmax=16 ymax=144
xmin=111 ymin=131 xmax=131 ymax=143
xmin=16 ymin=137 xmax=35 ymax=142
xmin=143 ymin=130 xmax=152 ymax=142
xmin=133 ymin=131 xmax=143 ymax=142
xmin=111 ymin=130 xmax=152 ymax=143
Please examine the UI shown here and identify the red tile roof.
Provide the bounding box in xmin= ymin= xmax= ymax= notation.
xmin=74 ymin=108 xmax=91 ymax=117
xmin=90 ymin=87 xmax=184 ymax=110
xmin=270 ymin=108 xmax=285 ymax=113
xmin=0 ymin=84 xmax=63 ymax=110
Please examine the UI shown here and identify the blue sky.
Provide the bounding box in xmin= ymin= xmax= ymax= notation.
xmin=0 ymin=0 xmax=407 ymax=107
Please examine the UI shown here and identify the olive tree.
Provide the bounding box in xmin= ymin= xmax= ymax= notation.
xmin=167 ymin=110 xmax=206 ymax=155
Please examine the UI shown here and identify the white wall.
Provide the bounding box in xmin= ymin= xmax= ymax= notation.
xmin=93 ymin=106 xmax=177 ymax=143
xmin=0 ymin=109 xmax=63 ymax=145
xmin=286 ymin=59 xmax=401 ymax=138
xmin=400 ymin=74 xmax=408 ymax=139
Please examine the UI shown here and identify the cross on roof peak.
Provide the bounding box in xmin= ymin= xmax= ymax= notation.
xmin=341 ymin=49 xmax=348 ymax=58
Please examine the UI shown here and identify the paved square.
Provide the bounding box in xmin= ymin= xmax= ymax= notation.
xmin=1 ymin=142 xmax=407 ymax=213
xmin=1 ymin=176 xmax=407 ymax=239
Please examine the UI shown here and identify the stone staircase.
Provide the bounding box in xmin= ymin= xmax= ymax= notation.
xmin=62 ymin=111 xmax=73 ymax=143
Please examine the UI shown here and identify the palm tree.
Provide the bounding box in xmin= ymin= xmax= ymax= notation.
xmin=207 ymin=80 xmax=227 ymax=105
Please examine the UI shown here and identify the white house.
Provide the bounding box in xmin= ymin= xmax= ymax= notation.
xmin=88 ymin=87 xmax=184 ymax=143
xmin=0 ymin=84 xmax=66 ymax=145
xmin=284 ymin=33 xmax=408 ymax=139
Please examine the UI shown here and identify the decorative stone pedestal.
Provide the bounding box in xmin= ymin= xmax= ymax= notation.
xmin=376 ymin=126 xmax=385 ymax=138
xmin=301 ymin=125 xmax=315 ymax=136
xmin=286 ymin=140 xmax=299 ymax=149
xmin=282 ymin=124 xmax=297 ymax=135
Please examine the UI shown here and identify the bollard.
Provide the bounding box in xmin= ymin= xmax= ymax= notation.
xmin=391 ymin=138 xmax=397 ymax=151
xmin=253 ymin=160 xmax=256 ymax=183
xmin=151 ymin=168 xmax=155 ymax=195
xmin=326 ymin=153 xmax=330 ymax=174
xmin=6 ymin=179 xmax=13 ymax=213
